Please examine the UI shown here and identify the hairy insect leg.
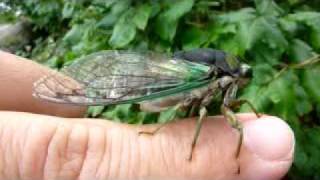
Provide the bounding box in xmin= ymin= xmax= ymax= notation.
xmin=187 ymin=92 xmax=213 ymax=161
xmin=228 ymin=99 xmax=260 ymax=118
xmin=188 ymin=106 xmax=207 ymax=161
xmin=221 ymin=105 xmax=243 ymax=158
xmin=138 ymin=103 xmax=186 ymax=136
xmin=188 ymin=100 xmax=201 ymax=117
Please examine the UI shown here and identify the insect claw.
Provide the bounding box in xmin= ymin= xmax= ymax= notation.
xmin=138 ymin=123 xmax=169 ymax=136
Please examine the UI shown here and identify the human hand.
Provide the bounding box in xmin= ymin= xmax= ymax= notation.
xmin=0 ymin=51 xmax=294 ymax=180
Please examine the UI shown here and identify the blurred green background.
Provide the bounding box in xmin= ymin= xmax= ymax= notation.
xmin=1 ymin=0 xmax=320 ymax=179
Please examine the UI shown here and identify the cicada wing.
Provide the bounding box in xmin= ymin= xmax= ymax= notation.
xmin=33 ymin=50 xmax=212 ymax=105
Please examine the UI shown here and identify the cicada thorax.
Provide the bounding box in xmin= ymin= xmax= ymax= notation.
xmin=174 ymin=48 xmax=245 ymax=78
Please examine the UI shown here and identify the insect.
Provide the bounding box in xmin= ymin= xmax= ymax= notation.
xmin=33 ymin=48 xmax=259 ymax=162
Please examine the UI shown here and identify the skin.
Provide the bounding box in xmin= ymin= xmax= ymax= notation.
xmin=0 ymin=50 xmax=294 ymax=180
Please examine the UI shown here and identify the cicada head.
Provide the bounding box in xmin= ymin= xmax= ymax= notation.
xmin=220 ymin=54 xmax=252 ymax=87
xmin=239 ymin=63 xmax=252 ymax=78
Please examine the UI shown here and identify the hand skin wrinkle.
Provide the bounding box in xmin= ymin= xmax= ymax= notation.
xmin=68 ymin=124 xmax=89 ymax=180
xmin=159 ymin=134 xmax=170 ymax=176
xmin=79 ymin=125 xmax=107 ymax=180
xmin=2 ymin=116 xmax=21 ymax=179
xmin=40 ymin=120 xmax=58 ymax=180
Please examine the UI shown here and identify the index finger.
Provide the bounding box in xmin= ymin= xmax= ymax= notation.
xmin=0 ymin=50 xmax=86 ymax=117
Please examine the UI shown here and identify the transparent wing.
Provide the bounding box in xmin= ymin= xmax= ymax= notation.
xmin=33 ymin=50 xmax=212 ymax=105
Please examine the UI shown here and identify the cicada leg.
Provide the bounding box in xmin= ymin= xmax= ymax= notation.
xmin=221 ymin=105 xmax=243 ymax=158
xmin=188 ymin=100 xmax=201 ymax=117
xmin=222 ymin=99 xmax=260 ymax=158
xmin=138 ymin=123 xmax=168 ymax=136
xmin=138 ymin=99 xmax=193 ymax=136
xmin=138 ymin=118 xmax=177 ymax=136
xmin=228 ymin=99 xmax=260 ymax=118
xmin=187 ymin=93 xmax=213 ymax=161
xmin=188 ymin=106 xmax=207 ymax=161
xmin=138 ymin=105 xmax=181 ymax=136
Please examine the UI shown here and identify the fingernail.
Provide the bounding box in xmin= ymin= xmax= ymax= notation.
xmin=243 ymin=116 xmax=295 ymax=161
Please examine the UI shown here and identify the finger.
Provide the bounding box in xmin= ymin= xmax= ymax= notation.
xmin=0 ymin=51 xmax=86 ymax=117
xmin=239 ymin=115 xmax=295 ymax=180
xmin=0 ymin=112 xmax=294 ymax=180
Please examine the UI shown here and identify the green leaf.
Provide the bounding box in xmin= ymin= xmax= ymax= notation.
xmin=250 ymin=17 xmax=288 ymax=51
xmin=137 ymin=112 xmax=158 ymax=124
xmin=63 ymin=24 xmax=85 ymax=44
xmin=111 ymin=0 xmax=131 ymax=15
xmin=239 ymin=83 xmax=269 ymax=113
xmin=62 ymin=2 xmax=75 ymax=19
xmin=158 ymin=108 xmax=178 ymax=124
xmin=181 ymin=27 xmax=208 ymax=50
xmin=250 ymin=42 xmax=282 ymax=65
xmin=158 ymin=106 xmax=186 ymax=123
xmin=267 ymin=73 xmax=297 ymax=120
xmin=219 ymin=36 xmax=242 ymax=56
xmin=217 ymin=8 xmax=256 ymax=24
xmin=164 ymin=0 xmax=194 ymax=21
xmin=208 ymin=23 xmax=237 ymax=43
xmin=252 ymin=64 xmax=276 ymax=85
xmin=92 ymin=0 xmax=117 ymax=8
xmin=149 ymin=2 xmax=161 ymax=18
xmin=287 ymin=12 xmax=320 ymax=24
xmin=241 ymin=72 xmax=298 ymax=121
xmin=219 ymin=21 xmax=252 ymax=56
xmin=109 ymin=13 xmax=136 ymax=48
xmin=288 ymin=39 xmax=314 ymax=63
xmin=302 ymin=66 xmax=320 ymax=104
xmin=155 ymin=15 xmax=177 ymax=41
xmin=87 ymin=106 xmax=105 ymax=117
xmin=294 ymin=84 xmax=312 ymax=116
xmin=254 ymin=0 xmax=284 ymax=17
xmin=310 ymin=27 xmax=320 ymax=50
xmin=287 ymin=12 xmax=320 ymax=49
xmin=215 ymin=8 xmax=287 ymax=56
xmin=133 ymin=4 xmax=152 ymax=30
xmin=155 ymin=0 xmax=194 ymax=41
xmin=236 ymin=21 xmax=253 ymax=53
xmin=279 ymin=18 xmax=299 ymax=37
xmin=97 ymin=13 xmax=118 ymax=28
xmin=102 ymin=104 xmax=138 ymax=123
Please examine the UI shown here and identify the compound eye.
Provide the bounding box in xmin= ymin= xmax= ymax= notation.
xmin=240 ymin=64 xmax=252 ymax=78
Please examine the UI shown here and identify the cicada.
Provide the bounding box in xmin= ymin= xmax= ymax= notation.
xmin=33 ymin=48 xmax=259 ymax=161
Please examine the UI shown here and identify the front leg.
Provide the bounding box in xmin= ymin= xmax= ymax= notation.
xmin=222 ymin=88 xmax=260 ymax=156
xmin=221 ymin=105 xmax=243 ymax=158
xmin=227 ymin=99 xmax=260 ymax=118
xmin=221 ymin=82 xmax=243 ymax=174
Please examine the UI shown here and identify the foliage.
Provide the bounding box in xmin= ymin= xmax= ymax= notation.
xmin=2 ymin=0 xmax=320 ymax=179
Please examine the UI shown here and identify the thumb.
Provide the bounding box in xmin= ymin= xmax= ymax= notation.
xmin=0 ymin=111 xmax=293 ymax=180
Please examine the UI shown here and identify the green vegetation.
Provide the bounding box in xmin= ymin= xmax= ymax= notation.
xmin=1 ymin=0 xmax=320 ymax=179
